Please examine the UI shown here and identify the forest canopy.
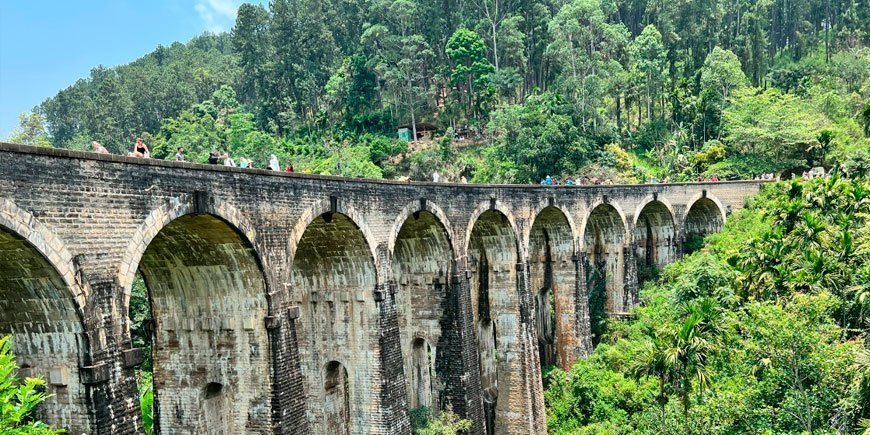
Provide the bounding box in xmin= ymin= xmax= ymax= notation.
xmin=7 ymin=0 xmax=869 ymax=182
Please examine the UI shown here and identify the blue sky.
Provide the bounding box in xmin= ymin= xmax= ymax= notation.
xmin=0 ymin=0 xmax=264 ymax=139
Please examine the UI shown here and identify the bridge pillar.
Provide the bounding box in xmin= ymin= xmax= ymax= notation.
xmin=515 ymin=260 xmax=547 ymax=434
xmin=622 ymin=242 xmax=639 ymax=311
xmin=572 ymin=252 xmax=593 ymax=359
xmin=436 ymin=271 xmax=485 ymax=435
xmin=82 ymin=277 xmax=145 ymax=435
xmin=269 ymin=304 xmax=310 ymax=434
xmin=376 ymin=283 xmax=412 ymax=434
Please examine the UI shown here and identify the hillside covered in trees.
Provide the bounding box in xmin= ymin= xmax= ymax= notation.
xmin=545 ymin=175 xmax=869 ymax=434
xmin=7 ymin=0 xmax=867 ymax=182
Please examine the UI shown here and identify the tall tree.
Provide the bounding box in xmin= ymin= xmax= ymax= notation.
xmin=630 ymin=24 xmax=667 ymax=121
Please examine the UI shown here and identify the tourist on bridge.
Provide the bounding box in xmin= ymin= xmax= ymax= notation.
xmin=432 ymin=171 xmax=440 ymax=182
xmin=207 ymin=151 xmax=220 ymax=164
xmin=223 ymin=152 xmax=236 ymax=167
xmin=239 ymin=157 xmax=250 ymax=168
xmin=132 ymin=138 xmax=149 ymax=158
xmin=285 ymin=163 xmax=294 ymax=173
xmin=268 ymin=154 xmax=280 ymax=171
xmin=91 ymin=141 xmax=109 ymax=154
xmin=174 ymin=147 xmax=185 ymax=162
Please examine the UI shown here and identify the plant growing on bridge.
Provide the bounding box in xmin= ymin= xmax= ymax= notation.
xmin=0 ymin=335 xmax=63 ymax=435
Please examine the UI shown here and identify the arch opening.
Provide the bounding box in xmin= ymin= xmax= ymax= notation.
xmin=467 ymin=210 xmax=518 ymax=435
xmin=132 ymin=214 xmax=271 ymax=434
xmin=0 ymin=226 xmax=89 ymax=433
xmin=409 ymin=338 xmax=433 ymax=409
xmin=684 ymin=198 xmax=724 ymax=254
xmin=391 ymin=210 xmax=452 ymax=413
xmin=291 ymin=213 xmax=376 ymax=435
xmin=528 ymin=207 xmax=575 ymax=370
xmin=583 ymin=204 xmax=627 ymax=318
xmin=323 ymin=361 xmax=351 ymax=435
xmin=633 ymin=201 xmax=677 ymax=284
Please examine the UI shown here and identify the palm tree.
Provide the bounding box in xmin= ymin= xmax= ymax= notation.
xmin=633 ymin=298 xmax=720 ymax=429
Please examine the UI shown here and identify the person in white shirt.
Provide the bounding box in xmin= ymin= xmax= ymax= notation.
xmin=269 ymin=154 xmax=281 ymax=171
xmin=432 ymin=172 xmax=440 ymax=182
xmin=223 ymin=152 xmax=236 ymax=167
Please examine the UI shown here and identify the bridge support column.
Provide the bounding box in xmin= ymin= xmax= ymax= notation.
xmin=376 ymin=283 xmax=412 ymax=434
xmin=622 ymin=242 xmax=639 ymax=311
xmin=269 ymin=305 xmax=310 ymax=434
xmin=573 ymin=252 xmax=593 ymax=359
xmin=436 ymin=271 xmax=485 ymax=435
xmin=515 ymin=261 xmax=547 ymax=434
xmin=84 ymin=278 xmax=145 ymax=435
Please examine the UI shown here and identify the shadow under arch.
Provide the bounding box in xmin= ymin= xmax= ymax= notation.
xmin=290 ymin=211 xmax=378 ymax=435
xmin=632 ymin=198 xmax=678 ymax=283
xmin=581 ymin=203 xmax=630 ymax=314
xmin=119 ymin=198 xmax=273 ymax=434
xmin=467 ymin=208 xmax=522 ymax=435
xmin=390 ymin=208 xmax=454 ymax=412
xmin=684 ymin=195 xmax=726 ymax=254
xmin=0 ymin=221 xmax=91 ymax=433
xmin=528 ymin=205 xmax=581 ymax=370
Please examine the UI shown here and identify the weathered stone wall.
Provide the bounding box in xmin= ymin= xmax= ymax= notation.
xmin=0 ymin=142 xmax=764 ymax=434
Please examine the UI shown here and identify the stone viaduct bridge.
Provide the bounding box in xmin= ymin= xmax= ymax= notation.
xmin=0 ymin=142 xmax=763 ymax=434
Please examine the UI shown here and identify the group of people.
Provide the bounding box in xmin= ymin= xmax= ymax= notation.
xmin=90 ymin=137 xmax=153 ymax=158
xmin=206 ymin=150 xmax=293 ymax=172
xmin=89 ymin=138 xmax=295 ymax=173
xmin=430 ymin=172 xmax=469 ymax=183
xmin=540 ymin=175 xmax=617 ymax=186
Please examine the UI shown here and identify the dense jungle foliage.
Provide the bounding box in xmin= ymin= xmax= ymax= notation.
xmin=544 ymin=175 xmax=870 ymax=434
xmin=6 ymin=0 xmax=869 ymax=182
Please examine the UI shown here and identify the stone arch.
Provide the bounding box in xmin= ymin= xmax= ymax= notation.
xmin=528 ymin=206 xmax=578 ymax=370
xmin=0 ymin=200 xmax=90 ymax=433
xmin=582 ymin=203 xmax=629 ymax=313
xmin=525 ymin=201 xmax=580 ymax=252
xmin=121 ymin=198 xmax=272 ymax=434
xmin=0 ymin=198 xmax=82 ymax=308
xmin=388 ymin=199 xmax=458 ymax=261
xmin=290 ymin=210 xmax=378 ymax=435
xmin=462 ymin=200 xmax=522 ymax=261
xmin=684 ymin=194 xmax=726 ymax=254
xmin=632 ymin=197 xmax=678 ymax=282
xmin=467 ymin=208 xmax=521 ymax=435
xmin=390 ymin=208 xmax=454 ymax=413
xmin=117 ymin=197 xmax=262 ymax=311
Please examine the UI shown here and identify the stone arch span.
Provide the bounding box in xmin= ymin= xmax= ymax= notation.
xmin=528 ymin=206 xmax=580 ymax=370
xmin=684 ymin=194 xmax=726 ymax=254
xmin=462 ymin=201 xmax=521 ymax=262
xmin=121 ymin=198 xmax=272 ymax=434
xmin=582 ymin=203 xmax=630 ymax=313
xmin=117 ymin=197 xmax=262 ymax=310
xmin=290 ymin=211 xmax=378 ymax=435
xmin=632 ymin=197 xmax=678 ymax=283
xmin=467 ymin=208 xmax=523 ymax=435
xmin=388 ymin=199 xmax=458 ymax=261
xmin=390 ymin=208 xmax=454 ymax=412
xmin=0 ymin=200 xmax=90 ymax=433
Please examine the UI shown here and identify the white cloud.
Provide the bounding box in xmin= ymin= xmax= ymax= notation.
xmin=195 ymin=0 xmax=243 ymax=32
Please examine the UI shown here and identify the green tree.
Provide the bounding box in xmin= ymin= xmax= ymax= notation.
xmin=700 ymin=47 xmax=748 ymax=101
xmin=547 ymin=0 xmax=629 ymax=132
xmin=446 ymin=28 xmax=495 ymax=120
xmin=487 ymin=92 xmax=590 ymax=182
xmin=7 ymin=112 xmax=51 ymax=147
xmin=629 ymin=25 xmax=667 ymax=122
